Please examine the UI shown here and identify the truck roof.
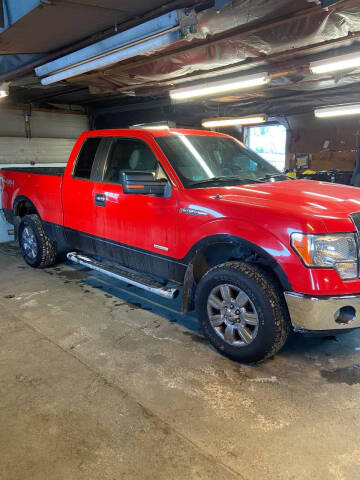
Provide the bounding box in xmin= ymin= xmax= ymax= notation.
xmin=81 ymin=128 xmax=228 ymax=138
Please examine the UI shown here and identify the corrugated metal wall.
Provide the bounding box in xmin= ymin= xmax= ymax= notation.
xmin=0 ymin=108 xmax=88 ymax=140
xmin=0 ymin=107 xmax=88 ymax=242
xmin=0 ymin=138 xmax=80 ymax=165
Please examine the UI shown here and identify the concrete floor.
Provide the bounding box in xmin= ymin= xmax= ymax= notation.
xmin=1 ymin=242 xmax=360 ymax=479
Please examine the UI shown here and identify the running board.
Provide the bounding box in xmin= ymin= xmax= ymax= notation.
xmin=66 ymin=252 xmax=179 ymax=299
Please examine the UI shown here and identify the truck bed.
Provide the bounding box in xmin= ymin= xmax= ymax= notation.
xmin=0 ymin=167 xmax=64 ymax=226
xmin=1 ymin=167 xmax=65 ymax=176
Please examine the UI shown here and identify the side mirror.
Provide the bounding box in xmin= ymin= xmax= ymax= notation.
xmin=122 ymin=171 xmax=170 ymax=196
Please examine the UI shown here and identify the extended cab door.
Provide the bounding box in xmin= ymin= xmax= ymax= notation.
xmin=62 ymin=136 xmax=109 ymax=247
xmin=92 ymin=136 xmax=178 ymax=264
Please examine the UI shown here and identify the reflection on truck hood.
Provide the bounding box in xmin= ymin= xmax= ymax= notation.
xmin=188 ymin=179 xmax=360 ymax=233
xmin=208 ymin=179 xmax=360 ymax=214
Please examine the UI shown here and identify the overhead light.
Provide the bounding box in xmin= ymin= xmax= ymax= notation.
xmin=136 ymin=125 xmax=170 ymax=130
xmin=0 ymin=82 xmax=9 ymax=98
xmin=131 ymin=121 xmax=175 ymax=130
xmin=314 ymin=104 xmax=360 ymax=118
xmin=40 ymin=33 xmax=178 ymax=85
xmin=310 ymin=51 xmax=360 ymax=74
xmin=202 ymin=115 xmax=267 ymax=128
xmin=170 ymin=72 xmax=270 ymax=100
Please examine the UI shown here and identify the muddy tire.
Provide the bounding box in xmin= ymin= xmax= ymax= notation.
xmin=18 ymin=214 xmax=57 ymax=268
xmin=195 ymin=261 xmax=290 ymax=364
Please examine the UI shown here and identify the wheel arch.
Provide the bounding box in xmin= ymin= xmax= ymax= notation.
xmin=13 ymin=195 xmax=39 ymax=218
xmin=181 ymin=234 xmax=291 ymax=313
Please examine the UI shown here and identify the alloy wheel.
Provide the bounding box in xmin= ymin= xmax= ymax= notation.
xmin=206 ymin=283 xmax=259 ymax=346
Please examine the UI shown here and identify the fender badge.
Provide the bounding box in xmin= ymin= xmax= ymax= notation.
xmin=179 ymin=208 xmax=208 ymax=216
xmin=154 ymin=244 xmax=168 ymax=251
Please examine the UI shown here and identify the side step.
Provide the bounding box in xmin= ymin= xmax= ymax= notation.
xmin=66 ymin=252 xmax=179 ymax=299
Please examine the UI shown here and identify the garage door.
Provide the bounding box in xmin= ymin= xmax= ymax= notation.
xmin=0 ymin=109 xmax=88 ymax=165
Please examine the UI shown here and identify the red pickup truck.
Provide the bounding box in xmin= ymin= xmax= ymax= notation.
xmin=2 ymin=127 xmax=360 ymax=363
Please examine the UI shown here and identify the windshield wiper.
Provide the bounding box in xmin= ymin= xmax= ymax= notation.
xmin=188 ymin=176 xmax=264 ymax=187
xmin=257 ymin=173 xmax=288 ymax=182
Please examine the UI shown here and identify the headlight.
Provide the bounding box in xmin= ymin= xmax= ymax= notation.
xmin=291 ymin=233 xmax=358 ymax=280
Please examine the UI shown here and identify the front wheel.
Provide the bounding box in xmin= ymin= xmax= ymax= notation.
xmin=18 ymin=214 xmax=57 ymax=268
xmin=195 ymin=261 xmax=290 ymax=364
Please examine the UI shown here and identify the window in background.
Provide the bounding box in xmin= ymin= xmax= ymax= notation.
xmin=245 ymin=124 xmax=287 ymax=171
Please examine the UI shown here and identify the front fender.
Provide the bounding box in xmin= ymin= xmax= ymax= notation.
xmin=178 ymin=217 xmax=309 ymax=293
xmin=180 ymin=217 xmax=291 ymax=263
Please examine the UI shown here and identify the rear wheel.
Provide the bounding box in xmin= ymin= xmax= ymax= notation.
xmin=18 ymin=214 xmax=57 ymax=268
xmin=195 ymin=261 xmax=290 ymax=363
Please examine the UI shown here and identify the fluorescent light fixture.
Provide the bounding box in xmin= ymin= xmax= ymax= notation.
xmin=202 ymin=115 xmax=267 ymax=128
xmin=170 ymin=72 xmax=270 ymax=100
xmin=138 ymin=125 xmax=170 ymax=130
xmin=310 ymin=51 xmax=360 ymax=74
xmin=131 ymin=121 xmax=175 ymax=130
xmin=36 ymin=11 xmax=181 ymax=78
xmin=40 ymin=32 xmax=178 ymax=85
xmin=315 ymin=104 xmax=360 ymax=118
xmin=0 ymin=82 xmax=9 ymax=98
xmin=36 ymin=10 xmax=185 ymax=85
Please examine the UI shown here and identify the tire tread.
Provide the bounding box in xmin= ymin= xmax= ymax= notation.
xmin=20 ymin=214 xmax=57 ymax=268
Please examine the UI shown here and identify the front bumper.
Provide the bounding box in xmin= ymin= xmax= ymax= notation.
xmin=284 ymin=291 xmax=360 ymax=331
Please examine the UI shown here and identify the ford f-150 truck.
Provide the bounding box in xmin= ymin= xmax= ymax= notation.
xmin=2 ymin=127 xmax=360 ymax=363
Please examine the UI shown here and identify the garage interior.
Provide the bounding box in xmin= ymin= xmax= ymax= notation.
xmin=2 ymin=0 xmax=360 ymax=478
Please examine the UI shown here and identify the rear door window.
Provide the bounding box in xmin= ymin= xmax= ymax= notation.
xmin=73 ymin=137 xmax=101 ymax=179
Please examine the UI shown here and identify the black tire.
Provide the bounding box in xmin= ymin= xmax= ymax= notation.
xmin=18 ymin=214 xmax=57 ymax=268
xmin=195 ymin=261 xmax=290 ymax=364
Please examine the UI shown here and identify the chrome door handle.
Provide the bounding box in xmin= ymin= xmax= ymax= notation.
xmin=94 ymin=193 xmax=106 ymax=207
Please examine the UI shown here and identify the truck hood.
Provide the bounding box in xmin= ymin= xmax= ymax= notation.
xmin=189 ymin=179 xmax=360 ymax=233
xmin=217 ymin=179 xmax=360 ymax=214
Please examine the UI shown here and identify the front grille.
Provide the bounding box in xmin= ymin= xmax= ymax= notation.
xmin=350 ymin=212 xmax=360 ymax=278
xmin=350 ymin=212 xmax=360 ymax=236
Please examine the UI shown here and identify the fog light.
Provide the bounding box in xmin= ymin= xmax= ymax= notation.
xmin=335 ymin=262 xmax=358 ymax=280
xmin=334 ymin=306 xmax=356 ymax=325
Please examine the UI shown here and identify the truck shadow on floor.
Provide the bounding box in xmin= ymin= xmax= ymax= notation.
xmin=56 ymin=261 xmax=203 ymax=336
xmin=51 ymin=262 xmax=360 ymax=362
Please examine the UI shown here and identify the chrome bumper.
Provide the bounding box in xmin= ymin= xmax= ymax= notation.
xmin=284 ymin=291 xmax=360 ymax=331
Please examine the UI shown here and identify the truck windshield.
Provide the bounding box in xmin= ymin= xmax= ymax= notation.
xmin=156 ymin=134 xmax=288 ymax=188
